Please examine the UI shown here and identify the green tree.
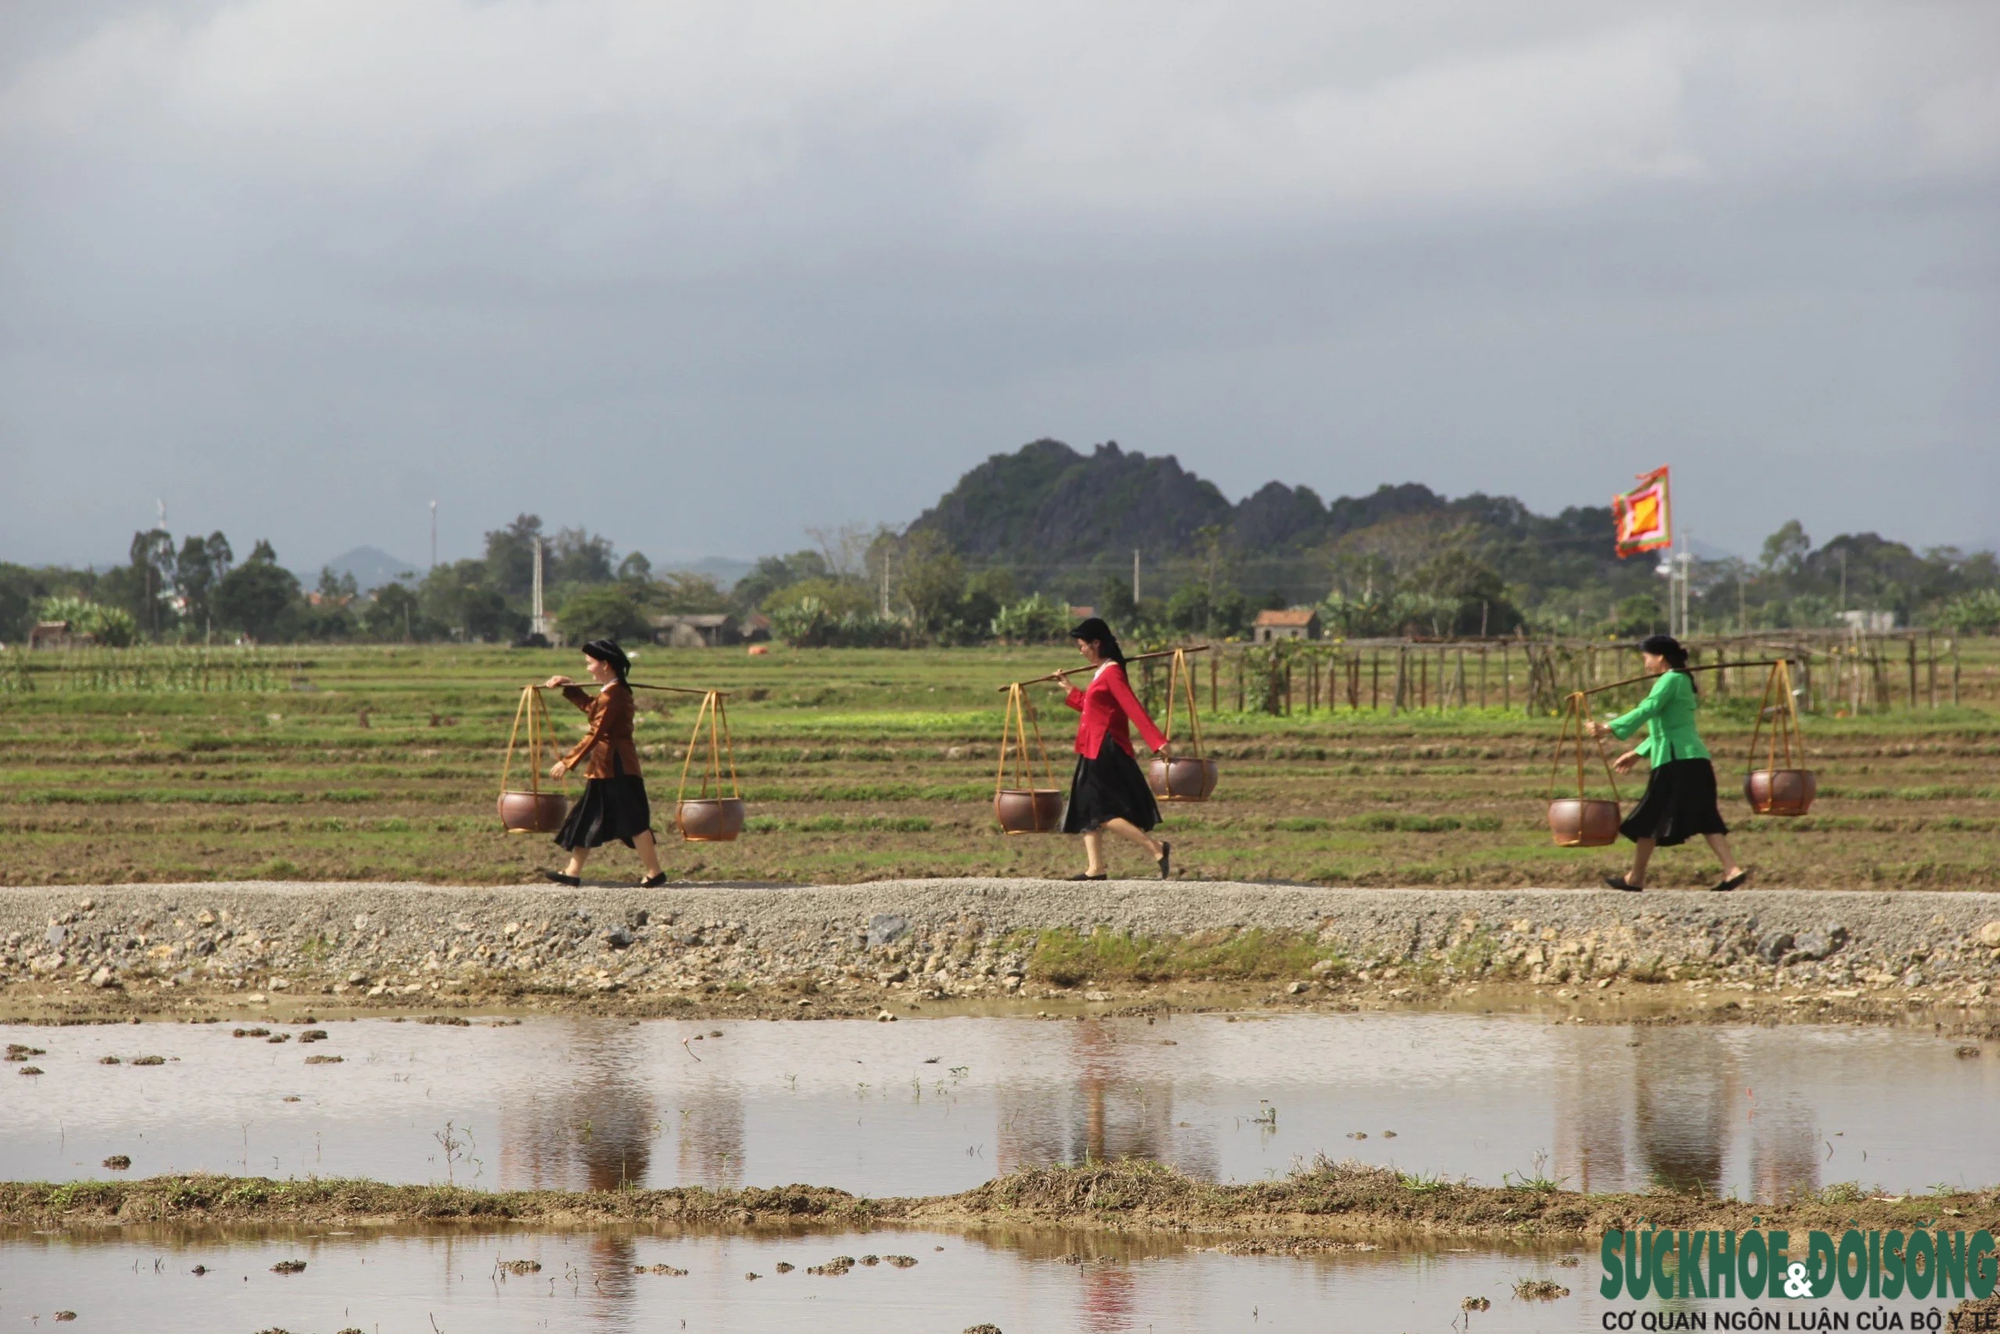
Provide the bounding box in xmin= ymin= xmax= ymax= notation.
xmin=556 ymin=587 xmax=651 ymax=644
xmin=0 ymin=564 xmax=47 ymax=641
xmin=550 ymin=526 xmax=617 ymax=585
xmin=1606 ymin=594 xmax=1662 ymax=637
xmin=420 ymin=559 xmax=524 ymax=641
xmin=763 ymin=577 xmax=876 ymax=619
xmin=1760 ymin=520 xmax=1811 ymax=579
xmin=735 ymin=551 xmax=831 ymax=612
xmin=297 ymin=600 xmax=356 ymax=640
xmin=953 ymin=568 xmax=1017 ymax=642
xmin=899 ymin=531 xmax=968 ymax=640
xmin=363 ymin=583 xmax=425 ymax=641
xmin=316 ymin=567 xmax=359 ymax=601
xmin=122 ymin=528 xmax=177 ymax=637
xmin=1403 ymin=540 xmax=1520 ymax=635
xmin=1939 ymin=589 xmax=2000 ymax=634
xmin=174 ymin=533 xmax=228 ymax=636
xmin=212 ymin=541 xmax=302 ymax=641
xmin=485 ymin=514 xmax=544 ymax=598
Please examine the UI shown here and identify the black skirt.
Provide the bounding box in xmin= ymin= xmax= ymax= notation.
xmin=1062 ymin=738 xmax=1161 ymax=834
xmin=555 ymin=775 xmax=653 ymax=851
xmin=1620 ymin=758 xmax=1729 ymax=847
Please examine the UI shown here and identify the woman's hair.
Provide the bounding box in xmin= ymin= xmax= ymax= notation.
xmin=1639 ymin=633 xmax=1697 ymax=695
xmin=582 ymin=638 xmax=631 ymax=682
xmin=1068 ymin=617 xmax=1127 ymax=665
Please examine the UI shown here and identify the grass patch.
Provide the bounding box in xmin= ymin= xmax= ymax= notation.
xmin=3 ymin=1160 xmax=1997 ymax=1241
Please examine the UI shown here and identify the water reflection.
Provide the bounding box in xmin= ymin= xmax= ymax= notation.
xmin=1752 ymin=1107 xmax=1823 ymax=1202
xmin=1632 ymin=1028 xmax=1736 ymax=1194
xmin=1552 ymin=1031 xmax=1627 ymax=1193
xmin=1 ymin=1014 xmax=1987 ymax=1201
xmin=996 ymin=1023 xmax=1216 ymax=1181
xmin=0 ymin=1226 xmax=1607 ymax=1334
xmin=498 ymin=1023 xmax=660 ymax=1191
xmin=676 ymin=1090 xmax=746 ymax=1189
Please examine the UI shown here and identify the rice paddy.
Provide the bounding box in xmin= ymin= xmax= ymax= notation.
xmin=3 ymin=643 xmax=1997 ymax=888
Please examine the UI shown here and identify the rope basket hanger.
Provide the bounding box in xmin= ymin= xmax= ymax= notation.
xmin=674 ymin=689 xmax=745 ymax=841
xmin=994 ymin=681 xmax=1063 ymax=833
xmin=1545 ymin=690 xmax=1623 ymax=847
xmin=1148 ymin=646 xmax=1218 ymax=801
xmin=498 ymin=685 xmax=570 ymax=833
xmin=1744 ymin=658 xmax=1816 ymax=815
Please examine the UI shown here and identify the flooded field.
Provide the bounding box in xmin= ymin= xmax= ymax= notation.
xmin=6 ymin=1012 xmax=1992 ymax=1201
xmin=0 ymin=1226 xmax=1670 ymax=1333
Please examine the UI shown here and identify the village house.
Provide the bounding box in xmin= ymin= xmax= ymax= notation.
xmin=27 ymin=620 xmax=84 ymax=650
xmin=1252 ymin=608 xmax=1320 ymax=643
xmin=651 ymin=613 xmax=770 ymax=648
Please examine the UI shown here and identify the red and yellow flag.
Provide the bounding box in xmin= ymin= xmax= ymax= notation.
xmin=1613 ymin=467 xmax=1672 ymax=558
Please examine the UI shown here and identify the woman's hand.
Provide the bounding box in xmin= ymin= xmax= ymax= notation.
xmin=549 ymin=759 xmax=568 ymax=780
xmin=543 ymin=675 xmax=574 ymax=689
xmin=1585 ymin=719 xmax=1613 ymax=739
xmin=1612 ymin=751 xmax=1639 ymax=774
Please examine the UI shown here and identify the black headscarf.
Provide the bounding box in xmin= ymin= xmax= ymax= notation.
xmin=1639 ymin=633 xmax=1696 ymax=695
xmin=582 ymin=638 xmax=631 ymax=683
xmin=1068 ymin=617 xmax=1127 ymax=665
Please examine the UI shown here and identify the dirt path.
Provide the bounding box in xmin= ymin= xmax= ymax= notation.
xmin=4 ymin=880 xmax=1998 ymax=1023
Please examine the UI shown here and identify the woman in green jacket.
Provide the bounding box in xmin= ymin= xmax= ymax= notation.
xmin=1587 ymin=634 xmax=1747 ymax=893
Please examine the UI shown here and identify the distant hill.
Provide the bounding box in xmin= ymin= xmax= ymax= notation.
xmin=907 ymin=439 xmax=1234 ymax=560
xmin=904 ymin=438 xmax=1630 ymax=605
xmin=320 ymin=546 xmax=421 ymax=592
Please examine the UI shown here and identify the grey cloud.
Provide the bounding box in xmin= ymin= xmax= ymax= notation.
xmin=1 ymin=0 xmax=1995 ymax=569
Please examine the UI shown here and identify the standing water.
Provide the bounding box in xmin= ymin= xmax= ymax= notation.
xmin=5 ymin=1012 xmax=1991 ymax=1200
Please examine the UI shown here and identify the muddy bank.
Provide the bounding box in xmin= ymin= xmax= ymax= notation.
xmin=2 ymin=881 xmax=1997 ymax=1023
xmin=6 ymin=1161 xmax=1997 ymax=1242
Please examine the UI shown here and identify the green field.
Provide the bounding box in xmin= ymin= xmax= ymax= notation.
xmin=3 ymin=643 xmax=1997 ymax=888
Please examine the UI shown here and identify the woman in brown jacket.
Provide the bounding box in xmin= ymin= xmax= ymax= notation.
xmin=540 ymin=639 xmax=667 ymax=887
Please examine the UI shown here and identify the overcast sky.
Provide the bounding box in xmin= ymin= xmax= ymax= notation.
xmin=2 ymin=0 xmax=1995 ymax=573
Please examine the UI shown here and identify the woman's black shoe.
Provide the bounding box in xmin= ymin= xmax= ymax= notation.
xmin=1711 ymin=871 xmax=1748 ymax=893
xmin=1157 ymin=842 xmax=1172 ymax=879
xmin=1069 ymin=872 xmax=1107 ymax=881
xmin=542 ymin=870 xmax=580 ymax=887
xmin=1604 ymin=874 xmax=1642 ymax=892
xmin=640 ymin=872 xmax=668 ymax=888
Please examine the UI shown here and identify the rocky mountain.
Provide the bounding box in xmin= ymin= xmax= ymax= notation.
xmin=908 ymin=438 xmax=1593 ymax=560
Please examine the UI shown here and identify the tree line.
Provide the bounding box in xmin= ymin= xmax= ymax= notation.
xmin=4 ymin=510 xmax=1997 ymax=650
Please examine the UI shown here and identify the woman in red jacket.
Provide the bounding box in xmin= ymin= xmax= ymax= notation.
xmin=1050 ymin=618 xmax=1171 ymax=880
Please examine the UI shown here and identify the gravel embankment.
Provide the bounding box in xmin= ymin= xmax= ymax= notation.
xmin=4 ymin=880 xmax=1998 ymax=1019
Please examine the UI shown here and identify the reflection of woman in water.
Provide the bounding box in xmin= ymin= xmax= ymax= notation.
xmin=540 ymin=639 xmax=666 ymax=888
xmin=1587 ymin=634 xmax=1745 ymax=893
xmin=1051 ymin=618 xmax=1170 ymax=881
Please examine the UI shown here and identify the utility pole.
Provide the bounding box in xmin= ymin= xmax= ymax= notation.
xmin=1132 ymin=549 xmax=1141 ymax=607
xmin=430 ymin=501 xmax=438 ymax=570
xmin=530 ymin=537 xmax=554 ymax=642
xmin=880 ymin=550 xmax=892 ymax=617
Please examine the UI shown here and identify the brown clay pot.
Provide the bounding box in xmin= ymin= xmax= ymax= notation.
xmin=995 ymin=788 xmax=1064 ymax=834
xmin=1547 ymin=797 xmax=1622 ymax=848
xmin=1147 ymin=756 xmax=1219 ymax=802
xmin=1744 ymin=768 xmax=1816 ymax=816
xmin=677 ymin=797 xmax=746 ymax=842
xmin=498 ymin=790 xmax=570 ymax=834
